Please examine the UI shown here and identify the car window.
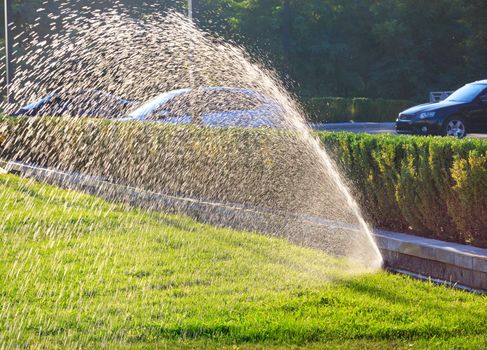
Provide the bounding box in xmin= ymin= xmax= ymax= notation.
xmin=38 ymin=95 xmax=71 ymax=115
xmin=197 ymin=90 xmax=262 ymax=113
xmin=446 ymin=84 xmax=487 ymax=103
xmin=149 ymin=90 xmax=263 ymax=120
xmin=71 ymin=92 xmax=126 ymax=118
xmin=148 ymin=93 xmax=192 ymax=120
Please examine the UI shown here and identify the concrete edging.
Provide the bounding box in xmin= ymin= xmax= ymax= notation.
xmin=374 ymin=230 xmax=487 ymax=292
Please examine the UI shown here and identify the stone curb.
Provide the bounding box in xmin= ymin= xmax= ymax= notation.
xmin=374 ymin=230 xmax=487 ymax=273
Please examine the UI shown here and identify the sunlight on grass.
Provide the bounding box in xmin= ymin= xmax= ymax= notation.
xmin=0 ymin=174 xmax=485 ymax=349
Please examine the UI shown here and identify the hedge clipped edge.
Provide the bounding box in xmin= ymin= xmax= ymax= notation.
xmin=1 ymin=116 xmax=486 ymax=248
xmin=319 ymin=131 xmax=487 ymax=248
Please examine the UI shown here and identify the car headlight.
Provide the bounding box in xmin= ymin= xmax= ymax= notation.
xmin=418 ymin=111 xmax=436 ymax=119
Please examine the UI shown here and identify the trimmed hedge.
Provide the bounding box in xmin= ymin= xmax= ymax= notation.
xmin=303 ymin=97 xmax=414 ymax=123
xmin=1 ymin=117 xmax=486 ymax=247
xmin=0 ymin=117 xmax=345 ymax=222
xmin=319 ymin=132 xmax=487 ymax=248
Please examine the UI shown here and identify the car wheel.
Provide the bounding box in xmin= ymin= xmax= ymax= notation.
xmin=443 ymin=117 xmax=467 ymax=138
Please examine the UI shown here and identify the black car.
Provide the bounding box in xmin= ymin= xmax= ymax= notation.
xmin=12 ymin=89 xmax=137 ymax=119
xmin=396 ymin=80 xmax=487 ymax=138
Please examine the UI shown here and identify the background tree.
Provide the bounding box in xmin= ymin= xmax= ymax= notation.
xmin=1 ymin=0 xmax=486 ymax=101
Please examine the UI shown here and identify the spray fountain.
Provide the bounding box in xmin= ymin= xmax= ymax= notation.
xmin=0 ymin=0 xmax=382 ymax=268
xmin=0 ymin=5 xmax=385 ymax=344
xmin=0 ymin=1 xmax=386 ymax=346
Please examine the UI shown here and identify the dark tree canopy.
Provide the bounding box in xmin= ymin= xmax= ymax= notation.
xmin=1 ymin=0 xmax=486 ymax=101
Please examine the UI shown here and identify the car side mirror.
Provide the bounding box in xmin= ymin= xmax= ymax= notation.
xmin=480 ymin=95 xmax=487 ymax=105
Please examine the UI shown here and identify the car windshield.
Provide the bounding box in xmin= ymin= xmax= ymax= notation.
xmin=132 ymin=88 xmax=265 ymax=120
xmin=445 ymin=84 xmax=486 ymax=103
xmin=148 ymin=90 xmax=263 ymax=120
xmin=128 ymin=89 xmax=190 ymax=119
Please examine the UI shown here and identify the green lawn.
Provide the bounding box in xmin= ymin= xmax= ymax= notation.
xmin=0 ymin=174 xmax=485 ymax=349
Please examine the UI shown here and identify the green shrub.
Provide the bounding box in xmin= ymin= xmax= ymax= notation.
xmin=2 ymin=117 xmax=486 ymax=247
xmin=303 ymin=97 xmax=352 ymax=122
xmin=320 ymin=132 xmax=487 ymax=247
xmin=450 ymin=150 xmax=487 ymax=244
xmin=0 ymin=117 xmax=338 ymax=220
xmin=351 ymin=98 xmax=414 ymax=122
xmin=303 ymin=97 xmax=414 ymax=123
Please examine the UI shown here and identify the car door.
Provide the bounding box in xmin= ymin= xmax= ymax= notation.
xmin=477 ymin=88 xmax=487 ymax=132
xmin=464 ymin=87 xmax=487 ymax=132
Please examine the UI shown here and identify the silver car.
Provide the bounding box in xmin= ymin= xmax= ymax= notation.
xmin=120 ymin=86 xmax=284 ymax=128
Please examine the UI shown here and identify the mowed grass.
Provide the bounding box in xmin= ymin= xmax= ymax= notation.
xmin=0 ymin=174 xmax=486 ymax=349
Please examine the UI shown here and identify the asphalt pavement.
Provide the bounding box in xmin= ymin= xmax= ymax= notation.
xmin=312 ymin=122 xmax=487 ymax=140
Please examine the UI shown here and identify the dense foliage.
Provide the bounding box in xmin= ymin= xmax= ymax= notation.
xmin=2 ymin=116 xmax=487 ymax=247
xmin=320 ymin=132 xmax=487 ymax=248
xmin=1 ymin=0 xmax=486 ymax=101
xmin=304 ymin=97 xmax=413 ymax=123
xmin=0 ymin=117 xmax=340 ymax=221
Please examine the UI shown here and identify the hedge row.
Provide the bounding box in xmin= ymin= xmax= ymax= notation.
xmin=303 ymin=97 xmax=414 ymax=123
xmin=319 ymin=132 xmax=487 ymax=248
xmin=0 ymin=117 xmax=347 ymax=223
xmin=1 ymin=117 xmax=486 ymax=247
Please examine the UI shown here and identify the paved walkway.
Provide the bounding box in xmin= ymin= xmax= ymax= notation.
xmin=312 ymin=122 xmax=487 ymax=140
